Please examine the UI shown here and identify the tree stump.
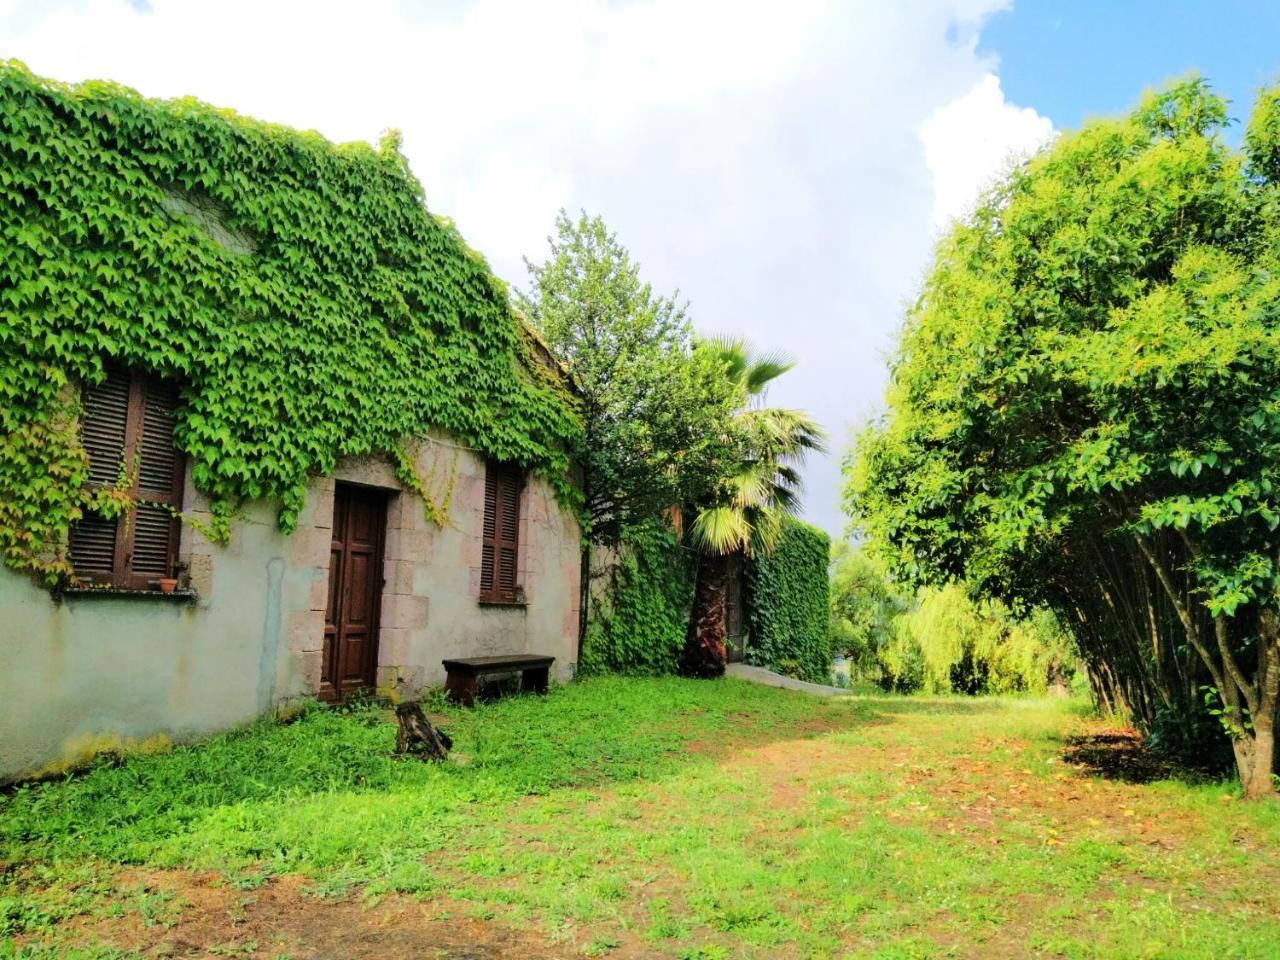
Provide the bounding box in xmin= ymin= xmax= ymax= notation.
xmin=394 ymin=702 xmax=452 ymax=761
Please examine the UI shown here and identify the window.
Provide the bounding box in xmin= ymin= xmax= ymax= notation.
xmin=479 ymin=461 xmax=522 ymax=603
xmin=68 ymin=365 xmax=184 ymax=588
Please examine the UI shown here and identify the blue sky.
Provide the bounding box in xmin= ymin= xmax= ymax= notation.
xmin=984 ymin=1 xmax=1280 ymax=133
xmin=3 ymin=1 xmax=1279 ymax=537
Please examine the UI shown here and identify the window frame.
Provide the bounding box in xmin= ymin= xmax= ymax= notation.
xmin=478 ymin=460 xmax=524 ymax=604
xmin=68 ymin=366 xmax=185 ymax=589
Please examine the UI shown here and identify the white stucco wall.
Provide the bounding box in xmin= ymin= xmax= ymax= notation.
xmin=0 ymin=434 xmax=581 ymax=783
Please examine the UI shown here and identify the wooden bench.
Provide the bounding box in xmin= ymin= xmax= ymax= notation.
xmin=442 ymin=654 xmax=555 ymax=707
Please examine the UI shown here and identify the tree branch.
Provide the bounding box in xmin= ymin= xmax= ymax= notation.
xmin=1131 ymin=529 xmax=1228 ymax=698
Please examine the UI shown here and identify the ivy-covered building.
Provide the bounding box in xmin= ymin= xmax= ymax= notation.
xmin=0 ymin=64 xmax=584 ymax=782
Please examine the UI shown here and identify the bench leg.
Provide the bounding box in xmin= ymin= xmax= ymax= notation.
xmin=445 ymin=671 xmax=477 ymax=707
xmin=522 ymin=666 xmax=550 ymax=695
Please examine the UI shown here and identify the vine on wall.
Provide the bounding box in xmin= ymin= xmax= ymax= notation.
xmin=0 ymin=62 xmax=581 ymax=582
xmin=744 ymin=518 xmax=832 ymax=682
xmin=579 ymin=521 xmax=694 ymax=676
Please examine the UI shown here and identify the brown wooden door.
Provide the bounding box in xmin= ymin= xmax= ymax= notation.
xmin=321 ymin=484 xmax=387 ymax=701
xmin=725 ymin=552 xmax=747 ymax=663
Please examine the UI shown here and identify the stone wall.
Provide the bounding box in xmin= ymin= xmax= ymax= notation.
xmin=1 ymin=432 xmax=581 ymax=783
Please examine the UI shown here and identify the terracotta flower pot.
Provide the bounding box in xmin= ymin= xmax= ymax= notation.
xmin=156 ymin=578 xmax=178 ymax=594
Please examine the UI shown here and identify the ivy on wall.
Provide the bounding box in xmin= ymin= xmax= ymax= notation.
xmin=579 ymin=521 xmax=694 ymax=676
xmin=0 ymin=62 xmax=581 ymax=581
xmin=744 ymin=518 xmax=832 ymax=682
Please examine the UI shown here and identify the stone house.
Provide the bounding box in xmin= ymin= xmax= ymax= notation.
xmin=3 ymin=420 xmax=581 ymax=784
xmin=0 ymin=67 xmax=582 ymax=783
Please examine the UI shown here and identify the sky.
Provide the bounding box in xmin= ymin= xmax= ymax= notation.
xmin=3 ymin=0 xmax=1278 ymax=537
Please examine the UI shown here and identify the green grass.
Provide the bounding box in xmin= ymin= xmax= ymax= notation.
xmin=3 ymin=677 xmax=1280 ymax=959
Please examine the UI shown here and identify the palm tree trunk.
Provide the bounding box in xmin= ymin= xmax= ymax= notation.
xmin=681 ymin=552 xmax=729 ymax=678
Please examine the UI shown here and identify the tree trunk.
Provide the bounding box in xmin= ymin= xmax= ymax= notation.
xmin=1246 ymin=712 xmax=1277 ymax=799
xmin=1244 ymin=612 xmax=1280 ymax=799
xmin=681 ymin=552 xmax=729 ymax=678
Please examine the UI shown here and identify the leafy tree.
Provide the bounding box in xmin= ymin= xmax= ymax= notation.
xmin=829 ymin=541 xmax=911 ymax=680
xmin=848 ymin=78 xmax=1280 ymax=796
xmin=829 ymin=543 xmax=1074 ymax=694
xmin=890 ymin=585 xmax=1075 ymax=695
xmin=518 ymin=211 xmax=737 ymax=651
xmin=681 ymin=341 xmax=824 ymax=677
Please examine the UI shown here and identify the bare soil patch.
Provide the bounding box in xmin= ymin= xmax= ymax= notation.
xmin=32 ymin=868 xmax=571 ymax=960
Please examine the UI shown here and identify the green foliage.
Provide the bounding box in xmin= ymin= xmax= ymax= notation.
xmin=681 ymin=340 xmax=824 ymax=678
xmin=846 ymin=76 xmax=1280 ymax=788
xmin=687 ymin=340 xmax=824 ymax=559
xmin=829 ymin=539 xmax=910 ymax=678
xmin=0 ymin=62 xmax=581 ymax=581
xmin=517 ymin=210 xmax=735 ymax=546
xmin=849 ymin=77 xmax=1268 ymax=603
xmin=829 ymin=544 xmax=1076 ymax=694
xmin=579 ymin=521 xmax=694 ymax=675
xmin=744 ymin=518 xmax=831 ymax=682
xmin=887 ymin=584 xmax=1077 ymax=695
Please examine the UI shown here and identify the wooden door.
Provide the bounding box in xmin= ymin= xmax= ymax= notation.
xmin=321 ymin=484 xmax=386 ymax=701
xmin=725 ymin=552 xmax=746 ymax=663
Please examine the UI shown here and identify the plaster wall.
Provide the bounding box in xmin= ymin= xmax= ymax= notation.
xmin=1 ymin=434 xmax=581 ymax=783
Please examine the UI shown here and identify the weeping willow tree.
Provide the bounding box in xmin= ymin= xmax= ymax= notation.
xmin=829 ymin=544 xmax=1075 ymax=695
xmin=848 ymin=78 xmax=1280 ymax=798
xmin=881 ymin=584 xmax=1075 ymax=695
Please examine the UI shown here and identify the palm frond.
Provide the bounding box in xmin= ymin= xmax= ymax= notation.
xmin=698 ymin=334 xmax=748 ymax=384
xmin=743 ymin=351 xmax=796 ymax=396
xmin=736 ymin=407 xmax=827 ymax=459
xmin=745 ymin=507 xmax=784 ymax=556
xmin=768 ymin=485 xmax=800 ymax=512
xmin=774 ymin=463 xmax=802 ymax=490
xmin=727 ymin=462 xmax=775 ymax=510
xmin=689 ymin=506 xmax=752 ymax=555
xmin=687 ymin=343 xmax=825 ymax=561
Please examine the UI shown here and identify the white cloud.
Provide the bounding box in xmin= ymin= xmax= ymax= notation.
xmin=0 ymin=0 xmax=1035 ymax=534
xmin=920 ymin=72 xmax=1054 ymax=229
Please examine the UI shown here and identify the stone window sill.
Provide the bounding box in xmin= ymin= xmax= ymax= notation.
xmin=54 ymin=585 xmax=200 ymax=605
xmin=478 ymin=597 xmax=528 ymax=609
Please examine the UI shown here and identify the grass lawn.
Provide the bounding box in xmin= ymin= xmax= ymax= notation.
xmin=3 ymin=676 xmax=1279 ymax=959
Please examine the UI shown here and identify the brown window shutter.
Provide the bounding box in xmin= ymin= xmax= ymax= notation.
xmin=79 ymin=366 xmax=131 ymax=485
xmin=137 ymin=378 xmax=181 ymax=495
xmin=497 ymin=471 xmax=520 ymax=598
xmin=66 ymin=513 xmax=119 ymax=580
xmin=68 ymin=366 xmax=130 ymax=581
xmin=480 ymin=462 xmax=521 ymax=602
xmin=131 ymin=377 xmax=183 ymax=582
xmin=69 ymin=366 xmax=184 ymax=587
xmin=480 ymin=468 xmax=498 ymax=596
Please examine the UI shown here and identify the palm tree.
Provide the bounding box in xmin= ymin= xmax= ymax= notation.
xmin=679 ymin=340 xmax=824 ymax=678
